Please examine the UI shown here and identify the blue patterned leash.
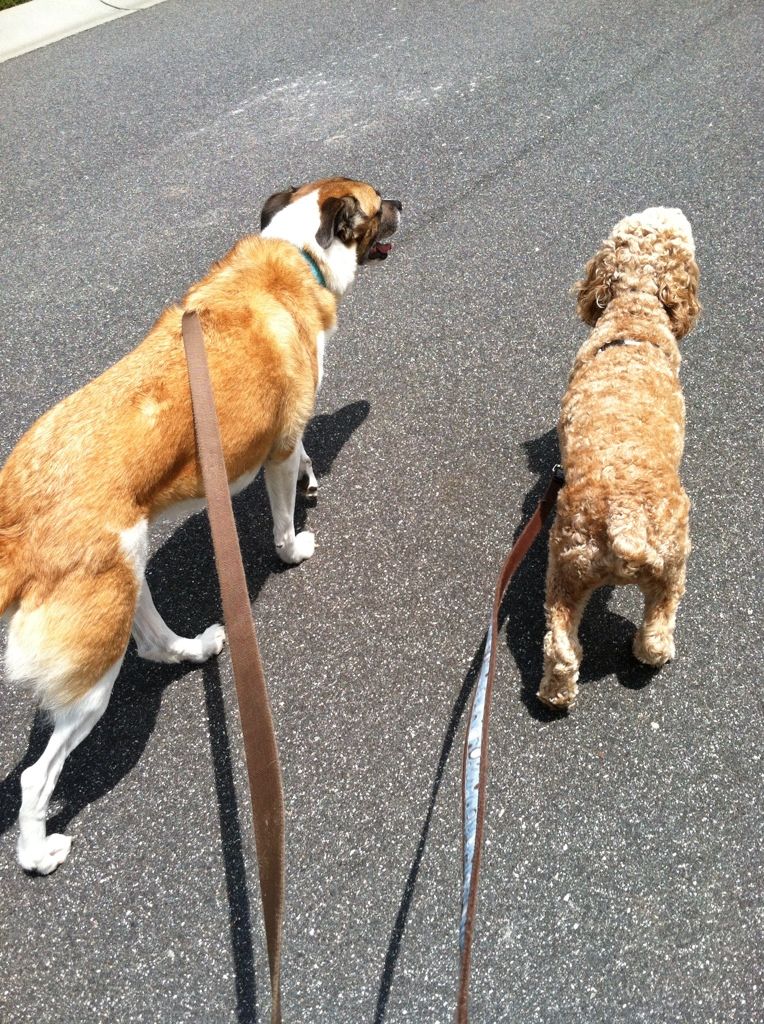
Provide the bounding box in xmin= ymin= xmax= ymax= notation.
xmin=457 ymin=467 xmax=564 ymax=1023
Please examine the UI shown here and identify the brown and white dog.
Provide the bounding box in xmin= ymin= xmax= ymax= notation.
xmin=538 ymin=207 xmax=700 ymax=710
xmin=1 ymin=176 xmax=401 ymax=873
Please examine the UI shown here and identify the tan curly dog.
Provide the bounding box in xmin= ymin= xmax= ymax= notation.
xmin=538 ymin=207 xmax=701 ymax=711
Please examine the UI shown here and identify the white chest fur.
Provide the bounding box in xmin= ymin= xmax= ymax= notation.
xmin=316 ymin=327 xmax=333 ymax=389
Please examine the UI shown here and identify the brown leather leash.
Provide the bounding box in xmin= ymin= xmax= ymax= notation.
xmin=457 ymin=467 xmax=564 ymax=1023
xmin=182 ymin=310 xmax=285 ymax=1024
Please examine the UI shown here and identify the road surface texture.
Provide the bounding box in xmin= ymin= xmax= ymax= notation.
xmin=0 ymin=2 xmax=761 ymax=1022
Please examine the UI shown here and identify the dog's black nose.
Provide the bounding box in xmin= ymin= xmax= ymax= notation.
xmin=391 ymin=200 xmax=403 ymax=212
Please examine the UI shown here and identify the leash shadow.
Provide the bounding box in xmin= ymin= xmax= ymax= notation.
xmin=373 ymin=639 xmax=487 ymax=1023
xmin=0 ymin=400 xmax=370 ymax=1022
xmin=202 ymin=655 xmax=260 ymax=1023
xmin=504 ymin=428 xmax=659 ymax=716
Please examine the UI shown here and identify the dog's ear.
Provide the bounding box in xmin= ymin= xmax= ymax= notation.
xmin=260 ymin=187 xmax=297 ymax=230
xmin=316 ymin=195 xmax=361 ymax=248
xmin=574 ymin=244 xmax=615 ymax=325
xmin=658 ymin=247 xmax=701 ymax=340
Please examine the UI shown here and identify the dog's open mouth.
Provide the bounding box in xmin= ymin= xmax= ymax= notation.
xmin=367 ymin=240 xmax=393 ymax=260
xmin=367 ymin=199 xmax=401 ymax=261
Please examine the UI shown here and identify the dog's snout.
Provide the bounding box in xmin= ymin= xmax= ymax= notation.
xmin=381 ymin=198 xmax=402 ymax=217
xmin=379 ymin=199 xmax=402 ymax=240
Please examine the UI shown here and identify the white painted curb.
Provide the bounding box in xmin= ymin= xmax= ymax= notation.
xmin=0 ymin=0 xmax=171 ymax=64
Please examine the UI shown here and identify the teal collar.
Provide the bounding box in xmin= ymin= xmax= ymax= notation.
xmin=300 ymin=249 xmax=327 ymax=288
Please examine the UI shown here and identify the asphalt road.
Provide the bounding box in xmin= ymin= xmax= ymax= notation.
xmin=0 ymin=2 xmax=762 ymax=1022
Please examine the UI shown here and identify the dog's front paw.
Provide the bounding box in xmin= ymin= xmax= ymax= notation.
xmin=537 ymin=682 xmax=579 ymax=712
xmin=633 ymin=629 xmax=675 ymax=667
xmin=18 ymin=833 xmax=72 ymax=875
xmin=193 ymin=623 xmax=226 ymax=661
xmin=277 ymin=530 xmax=315 ymax=565
xmin=298 ymin=448 xmax=318 ymax=497
xmin=538 ymin=662 xmax=579 ymax=711
xmin=538 ymin=635 xmax=580 ymax=710
xmin=298 ymin=470 xmax=318 ymax=498
xmin=138 ymin=623 xmax=226 ymax=664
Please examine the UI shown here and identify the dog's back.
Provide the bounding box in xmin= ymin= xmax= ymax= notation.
xmin=558 ymin=333 xmax=689 ymax=584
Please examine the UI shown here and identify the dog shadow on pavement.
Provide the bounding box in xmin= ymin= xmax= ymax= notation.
xmin=0 ymin=399 xmax=370 ymax=1023
xmin=374 ymin=426 xmax=657 ymax=1019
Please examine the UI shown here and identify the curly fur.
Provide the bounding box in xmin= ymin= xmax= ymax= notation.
xmin=538 ymin=207 xmax=700 ymax=710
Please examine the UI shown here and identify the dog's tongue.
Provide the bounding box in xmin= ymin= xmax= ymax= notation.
xmin=368 ymin=240 xmax=393 ymax=260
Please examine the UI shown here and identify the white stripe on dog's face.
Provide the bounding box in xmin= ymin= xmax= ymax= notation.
xmin=261 ymin=189 xmax=359 ymax=295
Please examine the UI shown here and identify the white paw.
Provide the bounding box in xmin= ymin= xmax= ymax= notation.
xmin=174 ymin=623 xmax=226 ymax=663
xmin=197 ymin=623 xmax=226 ymax=660
xmin=299 ymin=470 xmax=318 ymax=497
xmin=18 ymin=832 xmax=72 ymax=875
xmin=292 ymin=530 xmax=316 ymax=561
xmin=277 ymin=530 xmax=316 ymax=564
xmin=139 ymin=624 xmax=226 ymax=664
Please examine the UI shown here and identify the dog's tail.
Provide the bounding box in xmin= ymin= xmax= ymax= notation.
xmin=606 ymin=507 xmax=664 ymax=575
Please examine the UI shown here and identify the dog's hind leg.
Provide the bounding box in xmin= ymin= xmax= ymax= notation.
xmin=132 ymin=579 xmax=225 ymax=664
xmin=633 ymin=563 xmax=685 ymax=667
xmin=538 ymin=554 xmax=594 ymax=711
xmin=9 ymin=556 xmax=138 ymax=872
xmin=17 ymin=660 xmax=121 ymax=874
xmin=265 ymin=443 xmax=315 ymax=563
